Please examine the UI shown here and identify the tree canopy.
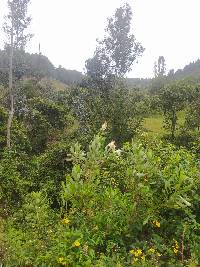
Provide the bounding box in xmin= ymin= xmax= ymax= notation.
xmin=85 ymin=3 xmax=144 ymax=91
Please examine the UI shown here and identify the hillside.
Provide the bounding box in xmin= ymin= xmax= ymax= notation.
xmin=128 ymin=59 xmax=200 ymax=89
xmin=1 ymin=48 xmax=200 ymax=91
xmin=0 ymin=49 xmax=84 ymax=87
xmin=173 ymin=59 xmax=200 ymax=80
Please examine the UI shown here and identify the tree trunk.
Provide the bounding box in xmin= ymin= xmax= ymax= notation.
xmin=7 ymin=16 xmax=14 ymax=149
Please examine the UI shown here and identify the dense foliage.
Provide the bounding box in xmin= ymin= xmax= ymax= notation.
xmin=1 ymin=1 xmax=200 ymax=266
xmin=1 ymin=129 xmax=200 ymax=266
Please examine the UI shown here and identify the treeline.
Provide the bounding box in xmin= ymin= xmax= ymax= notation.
xmin=0 ymin=49 xmax=84 ymax=87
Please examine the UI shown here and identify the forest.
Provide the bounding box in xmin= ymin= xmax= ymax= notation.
xmin=0 ymin=1 xmax=200 ymax=266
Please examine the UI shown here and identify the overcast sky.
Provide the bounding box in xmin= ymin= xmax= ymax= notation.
xmin=1 ymin=0 xmax=200 ymax=78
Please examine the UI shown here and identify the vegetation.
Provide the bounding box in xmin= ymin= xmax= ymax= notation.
xmin=0 ymin=1 xmax=200 ymax=266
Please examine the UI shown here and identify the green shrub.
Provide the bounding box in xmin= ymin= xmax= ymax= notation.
xmin=2 ymin=131 xmax=200 ymax=266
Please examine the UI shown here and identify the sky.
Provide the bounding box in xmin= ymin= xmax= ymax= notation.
xmin=1 ymin=0 xmax=200 ymax=78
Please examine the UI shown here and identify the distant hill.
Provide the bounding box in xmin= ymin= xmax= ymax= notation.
xmin=173 ymin=59 xmax=200 ymax=80
xmin=0 ymin=49 xmax=84 ymax=87
xmin=55 ymin=66 xmax=84 ymax=85
xmin=1 ymin=48 xmax=200 ymax=90
xmin=127 ymin=59 xmax=200 ymax=90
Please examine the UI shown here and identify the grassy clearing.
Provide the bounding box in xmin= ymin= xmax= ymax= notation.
xmin=143 ymin=111 xmax=186 ymax=135
xmin=143 ymin=114 xmax=164 ymax=135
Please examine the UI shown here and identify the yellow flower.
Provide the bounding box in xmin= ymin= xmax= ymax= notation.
xmin=148 ymin=247 xmax=155 ymax=254
xmin=173 ymin=248 xmax=178 ymax=254
xmin=174 ymin=240 xmax=179 ymax=249
xmin=172 ymin=240 xmax=179 ymax=254
xmin=136 ymin=249 xmax=142 ymax=256
xmin=157 ymin=252 xmax=161 ymax=257
xmin=73 ymin=240 xmax=81 ymax=247
xmin=153 ymin=220 xmax=160 ymax=228
xmin=130 ymin=249 xmax=143 ymax=257
xmin=141 ymin=255 xmax=145 ymax=260
xmin=58 ymin=257 xmax=64 ymax=263
xmin=61 ymin=218 xmax=70 ymax=225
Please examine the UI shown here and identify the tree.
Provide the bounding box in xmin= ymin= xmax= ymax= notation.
xmin=55 ymin=66 xmax=84 ymax=85
xmin=158 ymin=56 xmax=166 ymax=76
xmin=153 ymin=61 xmax=158 ymax=78
xmin=154 ymin=56 xmax=166 ymax=77
xmin=3 ymin=0 xmax=32 ymax=148
xmin=69 ymin=85 xmax=147 ymax=145
xmin=184 ymin=84 xmax=200 ymax=131
xmin=167 ymin=69 xmax=175 ymax=78
xmin=83 ymin=3 xmax=145 ymax=143
xmin=151 ymin=56 xmax=167 ymax=95
xmin=3 ymin=0 xmax=33 ymax=50
xmin=85 ymin=3 xmax=144 ymax=92
xmin=159 ymin=82 xmax=188 ymax=139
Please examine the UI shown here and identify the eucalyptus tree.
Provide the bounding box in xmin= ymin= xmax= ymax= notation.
xmin=3 ymin=0 xmax=33 ymax=148
xmin=85 ymin=2 xmax=144 ymax=93
xmin=154 ymin=56 xmax=166 ymax=77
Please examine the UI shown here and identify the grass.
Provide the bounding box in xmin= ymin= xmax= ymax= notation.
xmin=143 ymin=111 xmax=186 ymax=135
xmin=143 ymin=114 xmax=164 ymax=135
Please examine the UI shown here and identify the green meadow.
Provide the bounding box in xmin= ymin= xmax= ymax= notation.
xmin=143 ymin=111 xmax=186 ymax=135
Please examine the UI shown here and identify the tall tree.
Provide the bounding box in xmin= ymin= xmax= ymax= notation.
xmin=154 ymin=61 xmax=158 ymax=78
xmin=3 ymin=0 xmax=32 ymax=148
xmin=154 ymin=56 xmax=166 ymax=77
xmin=85 ymin=3 xmax=144 ymax=92
xmin=84 ymin=3 xmax=145 ymax=143
xmin=4 ymin=0 xmax=33 ymax=50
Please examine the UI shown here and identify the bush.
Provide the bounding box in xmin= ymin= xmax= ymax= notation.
xmin=2 ymin=131 xmax=200 ymax=266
